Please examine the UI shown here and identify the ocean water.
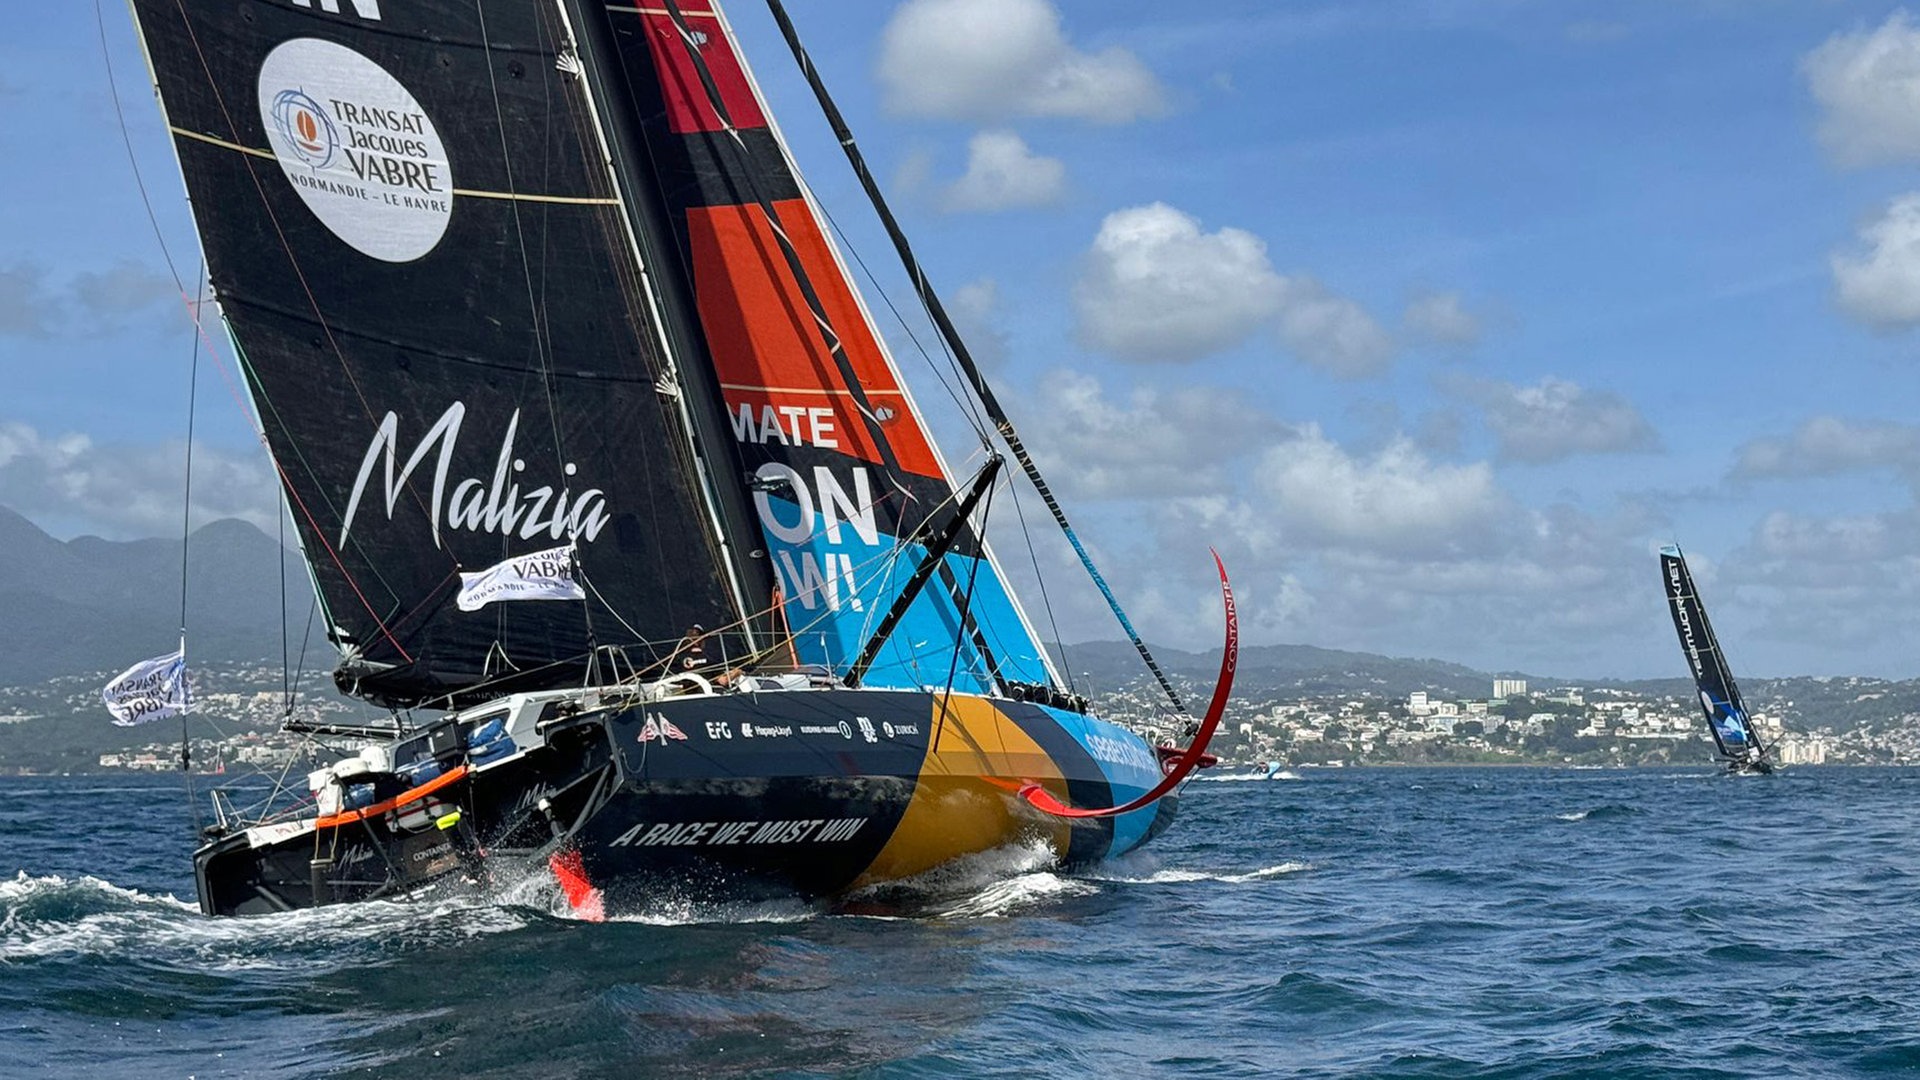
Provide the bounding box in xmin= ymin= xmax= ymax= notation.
xmin=4 ymin=767 xmax=1919 ymax=1079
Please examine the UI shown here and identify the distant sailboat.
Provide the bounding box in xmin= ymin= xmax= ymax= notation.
xmin=1658 ymin=546 xmax=1776 ymax=776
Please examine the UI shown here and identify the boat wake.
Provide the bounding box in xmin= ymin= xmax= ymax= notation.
xmin=1554 ymin=804 xmax=1643 ymax=823
xmin=1199 ymin=771 xmax=1303 ymax=783
xmin=836 ymin=840 xmax=1095 ymax=919
xmin=1092 ymin=861 xmax=1312 ymax=885
xmin=0 ymin=870 xmax=533 ymax=970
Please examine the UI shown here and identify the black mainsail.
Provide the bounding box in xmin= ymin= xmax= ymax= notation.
xmin=126 ymin=0 xmax=775 ymax=707
xmin=1659 ymin=545 xmax=1771 ymax=772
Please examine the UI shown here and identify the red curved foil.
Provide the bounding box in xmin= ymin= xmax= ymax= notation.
xmin=1020 ymin=551 xmax=1238 ymax=819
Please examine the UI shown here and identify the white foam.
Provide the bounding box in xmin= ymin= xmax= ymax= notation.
xmin=1095 ymin=861 xmax=1312 ymax=885
xmin=930 ymin=870 xmax=1099 ymax=919
xmin=1 ymin=870 xmax=530 ymax=967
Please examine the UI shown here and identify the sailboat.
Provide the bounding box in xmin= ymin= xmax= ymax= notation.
xmin=123 ymin=0 xmax=1234 ymax=916
xmin=1658 ymin=546 xmax=1774 ymax=776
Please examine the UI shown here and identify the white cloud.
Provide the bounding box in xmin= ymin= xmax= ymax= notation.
xmin=1024 ymin=370 xmax=1287 ymax=499
xmin=0 ymin=260 xmax=177 ymax=339
xmin=1072 ymin=203 xmax=1395 ymax=373
xmin=1731 ymin=507 xmax=1920 ymax=659
xmin=950 ymin=276 xmax=1011 ymax=369
xmin=1114 ymin=429 xmax=1670 ymax=672
xmin=1273 ymin=277 xmax=1395 ymax=379
xmin=1804 ymin=11 xmax=1920 ymax=168
xmin=0 ymin=421 xmax=278 ymax=539
xmin=0 ymin=265 xmax=60 ymax=337
xmin=1832 ymin=193 xmax=1920 ymax=329
xmin=69 ymin=260 xmax=179 ymax=316
xmin=893 ymin=146 xmax=936 ymax=198
xmin=940 ymin=130 xmax=1067 ymax=213
xmin=1733 ymin=415 xmax=1920 ymax=489
xmin=1751 ymin=508 xmax=1907 ymax=564
xmin=1451 ymin=376 xmax=1661 ymax=463
xmin=878 ymin=0 xmax=1167 ymax=124
xmin=1073 ymin=203 xmax=1285 ymax=363
xmin=1403 ymin=291 xmax=1482 ymax=347
xmin=1254 ymin=425 xmax=1506 ymax=556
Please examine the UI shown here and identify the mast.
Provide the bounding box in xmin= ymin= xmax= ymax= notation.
xmin=555 ymin=0 xmax=778 ymax=653
xmin=760 ymin=0 xmax=1190 ymax=717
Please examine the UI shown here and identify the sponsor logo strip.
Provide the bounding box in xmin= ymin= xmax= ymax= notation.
xmin=610 ymin=817 xmax=868 ymax=848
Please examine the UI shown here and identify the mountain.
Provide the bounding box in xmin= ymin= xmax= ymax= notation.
xmin=1053 ymin=640 xmax=1527 ymax=701
xmin=0 ymin=507 xmax=326 ymax=685
xmin=0 ymin=505 xmax=1538 ymax=698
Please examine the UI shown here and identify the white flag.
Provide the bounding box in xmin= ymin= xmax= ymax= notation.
xmin=456 ymin=544 xmax=586 ymax=612
xmin=103 ymin=649 xmax=190 ymax=727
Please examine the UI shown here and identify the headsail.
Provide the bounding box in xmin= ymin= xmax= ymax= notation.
xmin=592 ymin=1 xmax=1059 ymax=694
xmin=1659 ymin=546 xmax=1761 ymax=763
xmin=127 ymin=1 xmax=772 ymax=707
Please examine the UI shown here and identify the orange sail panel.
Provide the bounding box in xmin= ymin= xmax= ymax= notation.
xmin=689 ymin=203 xmax=939 ymax=478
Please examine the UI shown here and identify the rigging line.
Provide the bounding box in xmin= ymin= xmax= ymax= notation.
xmin=179 ymin=265 xmax=204 ymax=638
xmin=1002 ymin=467 xmax=1073 ymax=693
xmin=656 ymin=0 xmax=1010 ymax=692
xmin=554 ymin=1 xmax=769 ymax=641
xmin=473 ymin=0 xmax=568 ymax=475
xmin=289 ymin=590 xmax=319 ymax=717
xmin=933 ymin=476 xmax=996 ymax=746
xmin=222 ymin=335 xmax=402 ymax=628
xmin=105 ymin=1 xmax=337 ymax=650
xmin=278 ymin=453 xmax=290 ymax=710
xmin=95 ymin=0 xmax=185 ymax=296
xmin=178 ymin=265 xmax=206 ymax=834
xmin=816 ymin=204 xmax=991 ymax=447
xmin=762 ymin=0 xmax=1188 ymax=715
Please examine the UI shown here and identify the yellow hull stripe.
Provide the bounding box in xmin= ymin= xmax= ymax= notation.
xmin=856 ymin=695 xmax=1071 ymax=887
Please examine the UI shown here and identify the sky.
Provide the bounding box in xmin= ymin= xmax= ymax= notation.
xmin=4 ymin=0 xmax=1920 ymax=680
